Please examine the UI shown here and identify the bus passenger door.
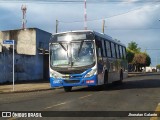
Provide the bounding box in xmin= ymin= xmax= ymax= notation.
xmin=97 ymin=48 xmax=104 ymax=85
xmin=96 ymin=39 xmax=104 ymax=85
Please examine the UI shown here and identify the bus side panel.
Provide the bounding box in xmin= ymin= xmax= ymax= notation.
xmin=123 ymin=71 xmax=128 ymax=79
xmin=108 ymin=72 xmax=119 ymax=83
xmin=97 ymin=59 xmax=105 ymax=85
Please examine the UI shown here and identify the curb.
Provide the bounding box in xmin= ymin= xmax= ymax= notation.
xmin=0 ymin=88 xmax=53 ymax=94
xmin=0 ymin=86 xmax=63 ymax=94
xmin=128 ymin=72 xmax=160 ymax=78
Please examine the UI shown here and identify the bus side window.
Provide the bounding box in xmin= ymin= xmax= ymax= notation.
xmin=96 ymin=39 xmax=103 ymax=57
xmin=102 ymin=40 xmax=106 ymax=57
xmin=98 ymin=48 xmax=102 ymax=57
xmin=111 ymin=42 xmax=116 ymax=58
xmin=119 ymin=46 xmax=123 ymax=59
xmin=122 ymin=47 xmax=126 ymax=59
xmin=116 ymin=44 xmax=120 ymax=59
xmin=105 ymin=41 xmax=111 ymax=57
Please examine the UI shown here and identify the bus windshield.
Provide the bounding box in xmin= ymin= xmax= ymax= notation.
xmin=50 ymin=41 xmax=95 ymax=68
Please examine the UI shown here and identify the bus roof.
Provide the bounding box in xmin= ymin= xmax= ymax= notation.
xmin=52 ymin=30 xmax=126 ymax=47
xmin=93 ymin=31 xmax=126 ymax=47
xmin=52 ymin=30 xmax=93 ymax=35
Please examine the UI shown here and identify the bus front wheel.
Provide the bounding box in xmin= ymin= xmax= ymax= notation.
xmin=64 ymin=86 xmax=72 ymax=92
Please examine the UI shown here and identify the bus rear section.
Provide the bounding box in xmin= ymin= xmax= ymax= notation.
xmin=49 ymin=31 xmax=98 ymax=92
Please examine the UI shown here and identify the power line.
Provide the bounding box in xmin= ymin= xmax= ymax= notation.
xmin=59 ymin=2 xmax=160 ymax=23
xmin=5 ymin=0 xmax=158 ymax=31
xmin=59 ymin=5 xmax=143 ymax=23
xmin=0 ymin=0 xmax=160 ymax=3
xmin=58 ymin=27 xmax=160 ymax=32
xmin=57 ymin=1 xmax=160 ymax=31
xmin=104 ymin=27 xmax=160 ymax=30
xmin=146 ymin=49 xmax=160 ymax=50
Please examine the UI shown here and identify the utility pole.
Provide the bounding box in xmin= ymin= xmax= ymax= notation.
xmin=102 ymin=19 xmax=105 ymax=33
xmin=84 ymin=0 xmax=87 ymax=30
xmin=56 ymin=19 xmax=58 ymax=33
xmin=21 ymin=4 xmax=27 ymax=29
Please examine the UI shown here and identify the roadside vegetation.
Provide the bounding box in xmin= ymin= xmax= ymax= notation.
xmin=156 ymin=64 xmax=160 ymax=70
xmin=127 ymin=41 xmax=151 ymax=72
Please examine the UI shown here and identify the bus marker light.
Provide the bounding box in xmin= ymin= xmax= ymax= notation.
xmin=86 ymin=80 xmax=94 ymax=84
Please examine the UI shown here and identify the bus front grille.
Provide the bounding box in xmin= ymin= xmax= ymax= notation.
xmin=62 ymin=75 xmax=82 ymax=79
xmin=64 ymin=80 xmax=80 ymax=84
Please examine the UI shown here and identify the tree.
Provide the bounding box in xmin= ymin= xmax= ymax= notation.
xmin=132 ymin=53 xmax=146 ymax=71
xmin=126 ymin=48 xmax=134 ymax=63
xmin=144 ymin=53 xmax=151 ymax=67
xmin=132 ymin=52 xmax=151 ymax=71
xmin=128 ymin=41 xmax=141 ymax=53
xmin=127 ymin=41 xmax=151 ymax=72
xmin=156 ymin=64 xmax=160 ymax=69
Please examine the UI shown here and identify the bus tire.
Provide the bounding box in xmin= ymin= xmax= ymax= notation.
xmin=64 ymin=86 xmax=72 ymax=92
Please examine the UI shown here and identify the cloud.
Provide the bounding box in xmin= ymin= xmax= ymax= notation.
xmin=1 ymin=2 xmax=159 ymax=31
xmin=121 ymin=0 xmax=140 ymax=3
xmin=0 ymin=1 xmax=160 ymax=66
xmin=106 ymin=4 xmax=160 ymax=28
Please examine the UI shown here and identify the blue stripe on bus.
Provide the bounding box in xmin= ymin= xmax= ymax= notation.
xmin=50 ymin=74 xmax=97 ymax=87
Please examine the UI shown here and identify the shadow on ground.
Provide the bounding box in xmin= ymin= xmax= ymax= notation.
xmin=71 ymin=79 xmax=160 ymax=92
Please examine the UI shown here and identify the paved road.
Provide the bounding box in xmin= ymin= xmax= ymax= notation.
xmin=0 ymin=74 xmax=160 ymax=120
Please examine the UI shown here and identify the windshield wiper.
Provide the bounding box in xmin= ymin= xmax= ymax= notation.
xmin=59 ymin=43 xmax=70 ymax=65
xmin=77 ymin=40 xmax=84 ymax=57
xmin=59 ymin=43 xmax=67 ymax=51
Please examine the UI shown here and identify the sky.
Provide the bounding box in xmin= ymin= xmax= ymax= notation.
xmin=0 ymin=0 xmax=160 ymax=66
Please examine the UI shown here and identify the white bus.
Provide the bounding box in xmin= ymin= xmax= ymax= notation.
xmin=49 ymin=30 xmax=128 ymax=92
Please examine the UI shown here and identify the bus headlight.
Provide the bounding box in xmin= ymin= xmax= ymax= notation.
xmin=50 ymin=70 xmax=63 ymax=79
xmin=51 ymin=73 xmax=61 ymax=79
xmin=85 ymin=67 xmax=97 ymax=78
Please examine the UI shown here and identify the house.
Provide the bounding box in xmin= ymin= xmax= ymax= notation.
xmin=144 ymin=67 xmax=157 ymax=72
xmin=0 ymin=28 xmax=51 ymax=83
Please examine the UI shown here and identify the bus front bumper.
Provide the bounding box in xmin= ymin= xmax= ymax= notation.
xmin=50 ymin=75 xmax=97 ymax=88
